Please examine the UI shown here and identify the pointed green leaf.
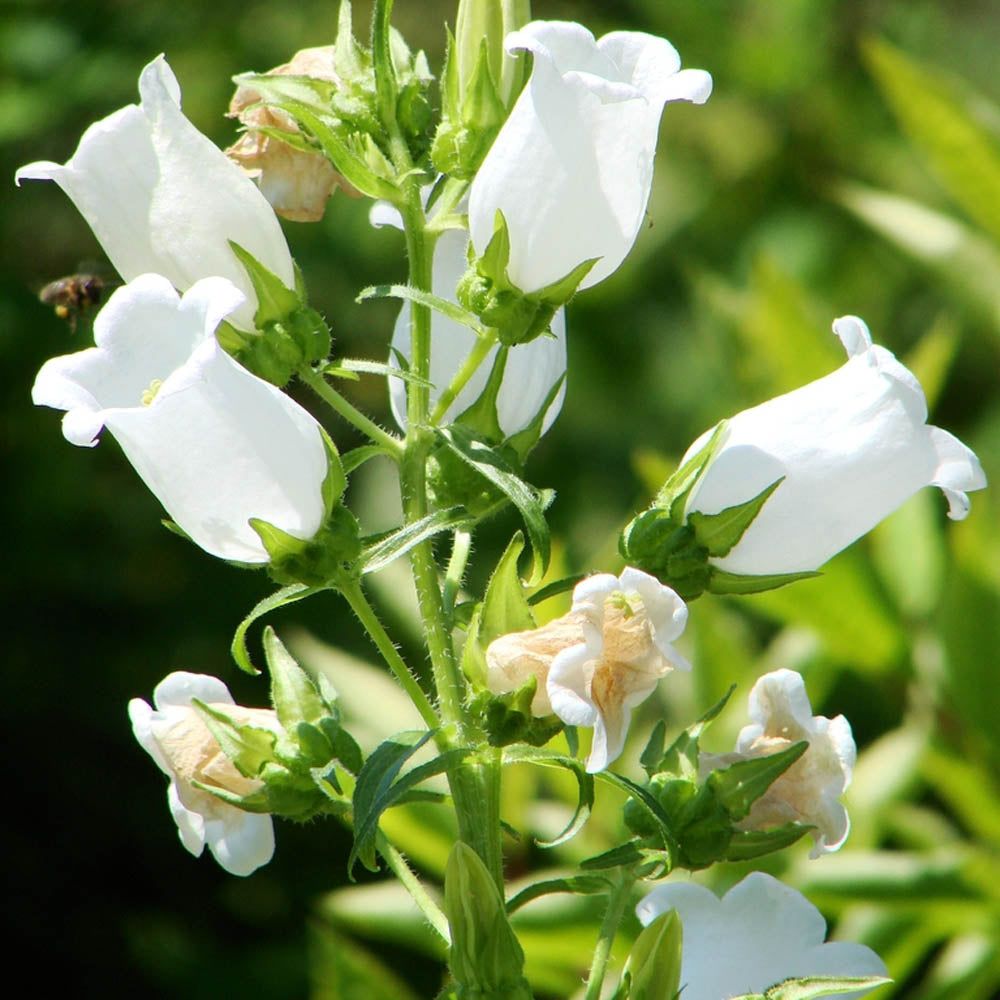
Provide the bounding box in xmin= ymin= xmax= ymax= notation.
xmin=358 ymin=283 xmax=490 ymax=337
xmin=725 ymin=822 xmax=813 ymax=862
xmin=502 ymin=745 xmax=595 ymax=848
xmin=359 ymin=506 xmax=469 ymax=574
xmin=708 ymin=567 xmax=821 ymax=596
xmin=191 ymin=699 xmax=277 ymax=778
xmin=624 ymin=909 xmax=683 ymax=1000
xmin=264 ymin=626 xmax=329 ymax=730
xmin=597 ymin=771 xmax=679 ymax=865
xmin=228 ymin=241 xmax=300 ymax=327
xmin=454 ymin=345 xmax=508 ymax=442
xmin=505 ymin=875 xmax=611 ymax=914
xmin=654 ymin=422 xmax=727 ymax=517
xmin=231 ymin=583 xmax=323 ymax=674
xmin=481 ymin=532 xmax=536 ymax=640
xmin=436 ymin=425 xmax=552 ymax=584
xmin=760 ymin=975 xmax=892 ymax=999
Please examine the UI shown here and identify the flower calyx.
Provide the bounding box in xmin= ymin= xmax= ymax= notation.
xmin=621 ymin=688 xmax=814 ymax=870
xmin=458 ymin=211 xmax=596 ymax=347
xmin=219 ymin=243 xmax=331 ymax=387
xmin=619 ymin=423 xmax=818 ymax=600
xmin=197 ymin=629 xmax=362 ymax=823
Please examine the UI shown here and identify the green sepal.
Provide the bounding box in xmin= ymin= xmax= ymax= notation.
xmin=469 ymin=675 xmax=564 ymax=748
xmin=461 ymin=532 xmax=535 ymax=687
xmin=190 ymin=699 xmax=277 ymax=779
xmin=619 ymin=909 xmax=683 ymax=1000
xmin=706 ymin=740 xmax=808 ymax=821
xmin=580 ymin=840 xmax=669 ymax=876
xmin=454 ymin=345 xmax=508 ymax=443
xmin=319 ymin=716 xmax=364 ymax=775
xmin=253 ymin=504 xmax=362 ymax=588
xmin=654 ymin=422 xmax=727 ymax=516
xmin=689 ymin=477 xmax=783 ymax=557
xmin=226 ymin=242 xmax=332 ymax=385
xmin=647 ymin=685 xmax=735 ymax=779
xmin=724 ymin=821 xmax=813 ymax=862
xmin=263 ymin=626 xmax=331 ymax=731
xmin=444 ymin=842 xmax=532 ymax=1000
xmin=706 ymin=567 xmax=822 ymax=596
xmin=505 ymin=371 xmax=566 ymax=464
xmin=190 ymin=781 xmax=272 ymax=814
xmin=458 ymin=211 xmax=597 ymax=345
xmin=731 ymin=976 xmax=892 ymax=1000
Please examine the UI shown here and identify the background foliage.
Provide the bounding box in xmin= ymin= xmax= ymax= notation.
xmin=3 ymin=0 xmax=1000 ymax=996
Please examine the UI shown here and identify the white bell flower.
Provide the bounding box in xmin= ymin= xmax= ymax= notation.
xmin=31 ymin=274 xmax=328 ymax=563
xmin=468 ymin=20 xmax=712 ymax=294
xmin=700 ymin=669 xmax=856 ymax=857
xmin=683 ymin=315 xmax=986 ymax=575
xmin=636 ymin=872 xmax=888 ymax=1000
xmin=487 ymin=568 xmax=689 ymax=772
xmin=16 ymin=55 xmax=294 ymax=331
xmin=129 ymin=672 xmax=281 ymax=876
xmin=385 ymin=226 xmax=566 ymax=435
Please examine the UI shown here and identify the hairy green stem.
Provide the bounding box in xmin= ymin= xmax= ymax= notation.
xmin=298 ymin=366 xmax=404 ymax=459
xmin=377 ymin=831 xmax=451 ymax=944
xmin=584 ymin=871 xmax=635 ymax=1000
xmin=339 ymin=578 xmax=440 ymax=732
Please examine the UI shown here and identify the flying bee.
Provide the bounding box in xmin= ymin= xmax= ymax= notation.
xmin=39 ymin=273 xmax=105 ymax=333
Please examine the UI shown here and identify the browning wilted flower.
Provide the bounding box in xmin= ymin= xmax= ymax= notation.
xmin=487 ymin=568 xmax=689 ymax=771
xmin=699 ymin=669 xmax=856 ymax=857
xmin=129 ymin=672 xmax=283 ymax=876
xmin=227 ymin=46 xmax=360 ymax=222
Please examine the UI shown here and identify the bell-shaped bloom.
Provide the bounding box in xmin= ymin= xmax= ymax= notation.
xmin=636 ymin=873 xmax=888 ymax=1000
xmin=129 ymin=672 xmax=281 ymax=876
xmin=383 ymin=225 xmax=566 ymax=434
xmin=468 ymin=20 xmax=712 ymax=294
xmin=700 ymin=669 xmax=856 ymax=857
xmin=32 ymin=274 xmax=328 ymax=563
xmin=487 ymin=567 xmax=689 ymax=772
xmin=16 ymin=56 xmax=294 ymax=330
xmin=683 ymin=316 xmax=986 ymax=575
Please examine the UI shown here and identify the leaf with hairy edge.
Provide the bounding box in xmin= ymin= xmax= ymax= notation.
xmin=502 ymin=745 xmax=594 ymax=848
xmin=505 ymin=875 xmax=611 ymax=914
xmin=231 ymin=583 xmax=324 ymax=675
xmin=360 ymin=507 xmax=469 ymax=574
xmin=436 ymin=425 xmax=553 ymax=585
xmin=350 ymin=730 xmax=471 ymax=876
xmin=358 ymin=284 xmax=490 ymax=338
xmin=731 ymin=975 xmax=892 ymax=1000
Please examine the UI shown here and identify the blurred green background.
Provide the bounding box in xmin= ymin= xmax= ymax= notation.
xmin=4 ymin=0 xmax=1000 ymax=996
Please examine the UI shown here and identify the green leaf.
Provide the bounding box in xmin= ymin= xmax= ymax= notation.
xmin=502 ymin=745 xmax=594 ymax=848
xmin=654 ymin=421 xmax=727 ymax=517
xmin=597 ymin=771 xmax=679 ymax=866
xmin=580 ymin=840 xmax=665 ymax=872
xmin=707 ymin=741 xmax=808 ymax=821
xmin=505 ymin=875 xmax=611 ymax=914
xmin=707 ymin=567 xmax=821 ymax=596
xmin=358 ymin=283 xmax=489 ymax=337
xmin=863 ymin=36 xmax=1000 ymax=246
xmin=436 ymin=425 xmax=553 ymax=584
xmin=342 ymin=444 xmax=393 ymax=474
xmin=689 ymin=477 xmax=784 ymax=557
xmin=654 ymin=684 xmax=735 ymax=780
xmin=526 ymin=573 xmax=585 ymax=607
xmin=231 ymin=583 xmax=323 ymax=675
xmin=350 ymin=731 xmax=471 ymax=875
xmin=321 ymin=356 xmax=435 ymax=388
xmin=481 ymin=532 xmax=537 ymax=640
xmin=359 ymin=507 xmax=469 ymax=574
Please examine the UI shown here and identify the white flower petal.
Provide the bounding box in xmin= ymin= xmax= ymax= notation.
xmin=684 ymin=316 xmax=986 ymax=574
xmin=152 ymin=671 xmax=235 ymax=710
xmin=203 ymin=811 xmax=275 ymax=877
xmin=469 ymin=21 xmax=710 ymax=294
xmin=17 ymin=56 xmax=293 ymax=330
xmin=34 ymin=276 xmax=329 ymax=563
xmin=637 ymin=873 xmax=887 ymax=1000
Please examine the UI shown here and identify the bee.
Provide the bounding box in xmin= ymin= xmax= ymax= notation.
xmin=39 ymin=273 xmax=105 ymax=332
